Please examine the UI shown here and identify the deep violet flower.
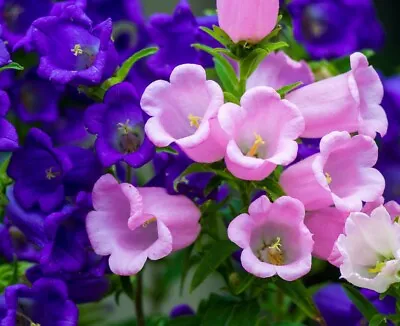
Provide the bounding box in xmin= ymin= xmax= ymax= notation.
xmin=0 ymin=90 xmax=18 ymax=152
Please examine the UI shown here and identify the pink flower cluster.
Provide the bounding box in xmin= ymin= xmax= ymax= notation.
xmin=85 ymin=49 xmax=391 ymax=287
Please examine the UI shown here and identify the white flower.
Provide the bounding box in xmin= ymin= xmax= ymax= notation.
xmin=334 ymin=206 xmax=400 ymax=293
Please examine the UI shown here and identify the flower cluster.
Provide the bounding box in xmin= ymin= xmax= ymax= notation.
xmin=0 ymin=0 xmax=398 ymax=325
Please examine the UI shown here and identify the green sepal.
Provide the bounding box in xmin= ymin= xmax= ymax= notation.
xmin=0 ymin=62 xmax=24 ymax=72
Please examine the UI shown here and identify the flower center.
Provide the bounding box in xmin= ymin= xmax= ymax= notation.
xmin=117 ymin=120 xmax=143 ymax=154
xmin=142 ymin=217 xmax=157 ymax=228
xmin=325 ymin=172 xmax=332 ymax=185
xmin=368 ymin=255 xmax=395 ymax=275
xmin=71 ymin=44 xmax=84 ymax=56
xmin=246 ymin=133 xmax=265 ymax=158
xmin=45 ymin=167 xmax=59 ymax=180
xmin=188 ymin=114 xmax=202 ymax=129
xmin=257 ymin=237 xmax=285 ymax=266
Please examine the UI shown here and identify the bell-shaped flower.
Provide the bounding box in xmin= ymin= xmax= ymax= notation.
xmin=332 ymin=206 xmax=400 ymax=293
xmin=218 ymin=86 xmax=304 ymax=181
xmin=280 ymin=131 xmax=385 ymax=212
xmin=247 ymin=51 xmax=314 ymax=91
xmin=228 ymin=195 xmax=313 ymax=281
xmin=286 ymin=52 xmax=387 ymax=138
xmin=86 ymin=174 xmax=201 ymax=275
xmin=141 ymin=64 xmax=226 ymax=163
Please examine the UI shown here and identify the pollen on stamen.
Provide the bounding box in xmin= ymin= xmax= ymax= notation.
xmin=246 ymin=133 xmax=265 ymax=157
xmin=142 ymin=217 xmax=157 ymax=228
xmin=45 ymin=167 xmax=59 ymax=180
xmin=71 ymin=44 xmax=83 ymax=56
xmin=325 ymin=172 xmax=332 ymax=185
xmin=188 ymin=114 xmax=202 ymax=129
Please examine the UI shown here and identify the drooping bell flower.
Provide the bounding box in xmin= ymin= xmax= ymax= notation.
xmin=86 ymin=174 xmax=201 ymax=275
xmin=0 ymin=278 xmax=78 ymax=325
xmin=288 ymin=0 xmax=384 ymax=60
xmin=141 ymin=64 xmax=226 ymax=163
xmin=280 ymin=131 xmax=385 ymax=212
xmin=228 ymin=195 xmax=313 ymax=281
xmin=28 ymin=4 xmax=118 ymax=85
xmin=331 ymin=206 xmax=400 ymax=293
xmin=85 ymin=82 xmax=155 ymax=168
xmin=286 ymin=52 xmax=387 ymax=139
xmin=218 ymin=86 xmax=304 ymax=181
xmin=0 ymin=90 xmax=18 ymax=152
xmin=216 ymin=0 xmax=280 ymax=44
xmin=247 ymin=51 xmax=314 ymax=91
xmin=7 ymin=128 xmax=72 ymax=213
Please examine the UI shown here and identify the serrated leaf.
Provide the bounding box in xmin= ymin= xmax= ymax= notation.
xmin=277 ymin=81 xmax=303 ymax=98
xmin=342 ymin=284 xmax=379 ymax=322
xmin=190 ymin=240 xmax=237 ymax=292
xmin=275 ymin=279 xmax=324 ymax=323
xmin=156 ymin=146 xmax=178 ymax=155
xmin=0 ymin=62 xmax=24 ymax=72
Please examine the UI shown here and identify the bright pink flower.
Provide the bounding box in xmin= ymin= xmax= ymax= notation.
xmin=286 ymin=52 xmax=387 ymax=138
xmin=141 ymin=64 xmax=226 ymax=163
xmin=331 ymin=206 xmax=400 ymax=293
xmin=305 ymin=207 xmax=349 ymax=261
xmin=280 ymin=131 xmax=385 ymax=212
xmin=86 ymin=174 xmax=201 ymax=276
xmin=218 ymin=86 xmax=304 ymax=181
xmin=247 ymin=51 xmax=314 ymax=91
xmin=228 ymin=195 xmax=313 ymax=281
xmin=217 ymin=0 xmax=279 ymax=44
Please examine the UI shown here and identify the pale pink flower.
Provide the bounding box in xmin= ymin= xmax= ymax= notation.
xmin=86 ymin=174 xmax=201 ymax=276
xmin=217 ymin=0 xmax=279 ymax=44
xmin=280 ymin=131 xmax=385 ymax=212
xmin=228 ymin=195 xmax=313 ymax=281
xmin=305 ymin=207 xmax=349 ymax=261
xmin=331 ymin=206 xmax=400 ymax=293
xmin=247 ymin=51 xmax=314 ymax=91
xmin=286 ymin=52 xmax=388 ymax=138
xmin=218 ymin=86 xmax=304 ymax=181
xmin=141 ymin=64 xmax=226 ymax=163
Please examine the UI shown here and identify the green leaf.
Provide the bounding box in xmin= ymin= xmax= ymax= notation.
xmin=0 ymin=261 xmax=32 ymax=293
xmin=199 ymin=26 xmax=232 ymax=48
xmin=168 ymin=316 xmax=201 ymax=326
xmin=192 ymin=44 xmax=239 ymax=95
xmin=369 ymin=314 xmax=388 ymax=326
xmin=173 ymin=163 xmax=234 ymax=192
xmin=277 ymin=82 xmax=303 ymax=98
xmin=275 ymin=279 xmax=324 ymax=323
xmin=0 ymin=62 xmax=24 ymax=72
xmin=223 ymin=92 xmax=240 ymax=104
xmin=119 ymin=275 xmax=134 ymax=300
xmin=231 ymin=273 xmax=255 ymax=295
xmin=179 ymin=245 xmax=195 ymax=295
xmin=239 ymin=48 xmax=269 ymax=83
xmin=260 ymin=41 xmax=289 ymax=53
xmin=257 ymin=177 xmax=286 ymax=201
xmin=190 ymin=240 xmax=237 ymax=292
xmin=156 ymin=146 xmax=178 ymax=155
xmin=200 ymin=295 xmax=259 ymax=326
xmin=342 ymin=284 xmax=380 ymax=321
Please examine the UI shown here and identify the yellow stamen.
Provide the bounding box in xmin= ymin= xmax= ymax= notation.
xmin=368 ymin=261 xmax=386 ymax=274
xmin=394 ymin=216 xmax=400 ymax=223
xmin=267 ymin=237 xmax=284 ymax=266
xmin=325 ymin=172 xmax=332 ymax=185
xmin=188 ymin=114 xmax=202 ymax=129
xmin=71 ymin=44 xmax=83 ymax=56
xmin=45 ymin=167 xmax=59 ymax=180
xmin=246 ymin=133 xmax=265 ymax=157
xmin=117 ymin=119 xmax=131 ymax=134
xmin=142 ymin=217 xmax=157 ymax=228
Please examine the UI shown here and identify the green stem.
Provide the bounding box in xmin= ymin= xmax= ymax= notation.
xmin=135 ymin=272 xmax=145 ymax=326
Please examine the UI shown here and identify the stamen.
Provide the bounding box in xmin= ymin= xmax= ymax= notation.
xmin=368 ymin=261 xmax=386 ymax=274
xmin=71 ymin=44 xmax=83 ymax=56
xmin=325 ymin=172 xmax=332 ymax=185
xmin=45 ymin=167 xmax=59 ymax=180
xmin=188 ymin=114 xmax=202 ymax=129
xmin=117 ymin=119 xmax=131 ymax=134
xmin=266 ymin=237 xmax=284 ymax=266
xmin=394 ymin=216 xmax=400 ymax=223
xmin=246 ymin=133 xmax=265 ymax=157
xmin=16 ymin=311 xmax=40 ymax=326
xmin=142 ymin=217 xmax=157 ymax=228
